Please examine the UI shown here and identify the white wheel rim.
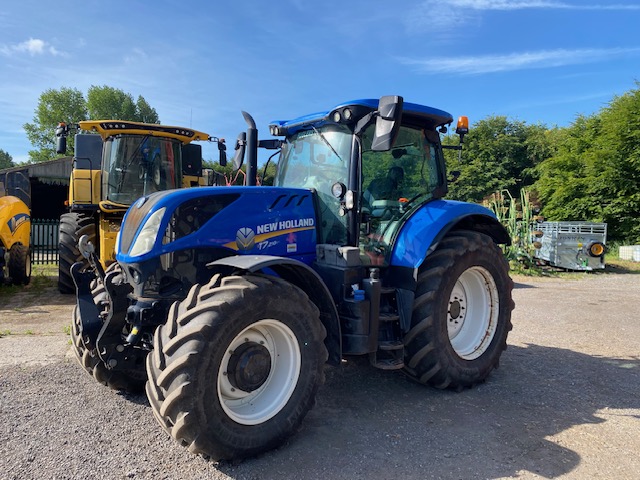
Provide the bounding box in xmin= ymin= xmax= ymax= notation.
xmin=447 ymin=266 xmax=499 ymax=360
xmin=217 ymin=319 xmax=301 ymax=425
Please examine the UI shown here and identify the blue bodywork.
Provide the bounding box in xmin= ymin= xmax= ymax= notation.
xmin=116 ymin=186 xmax=319 ymax=266
xmin=117 ymin=187 xmax=500 ymax=270
xmin=391 ymin=200 xmax=500 ymax=268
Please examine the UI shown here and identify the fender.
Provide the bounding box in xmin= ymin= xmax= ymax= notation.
xmin=208 ymin=255 xmax=342 ymax=366
xmin=390 ymin=199 xmax=510 ymax=269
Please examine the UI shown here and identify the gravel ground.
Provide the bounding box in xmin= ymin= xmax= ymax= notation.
xmin=0 ymin=271 xmax=639 ymax=480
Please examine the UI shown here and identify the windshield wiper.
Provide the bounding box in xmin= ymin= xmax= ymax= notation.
xmin=311 ymin=126 xmax=342 ymax=162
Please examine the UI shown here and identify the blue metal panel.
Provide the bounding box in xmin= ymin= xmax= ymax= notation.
xmin=390 ymin=200 xmax=499 ymax=268
xmin=117 ymin=186 xmax=318 ymax=265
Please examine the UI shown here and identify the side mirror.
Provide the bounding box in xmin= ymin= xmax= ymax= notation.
xmin=218 ymin=138 xmax=227 ymax=167
xmin=55 ymin=122 xmax=68 ymax=154
xmin=258 ymin=139 xmax=283 ymax=150
xmin=371 ymin=95 xmax=403 ymax=151
xmin=232 ymin=132 xmax=246 ymax=170
xmin=56 ymin=136 xmax=67 ymax=155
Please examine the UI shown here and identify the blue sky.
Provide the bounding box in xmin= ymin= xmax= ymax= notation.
xmin=1 ymin=0 xmax=639 ymax=165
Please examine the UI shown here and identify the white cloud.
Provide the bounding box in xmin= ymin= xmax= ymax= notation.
xmin=399 ymin=47 xmax=640 ymax=75
xmin=434 ymin=0 xmax=640 ymax=11
xmin=124 ymin=48 xmax=148 ymax=64
xmin=0 ymin=38 xmax=66 ymax=57
xmin=407 ymin=1 xmax=640 ymax=34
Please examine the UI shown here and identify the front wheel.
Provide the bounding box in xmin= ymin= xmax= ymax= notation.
xmin=8 ymin=243 xmax=30 ymax=285
xmin=403 ymin=230 xmax=514 ymax=390
xmin=58 ymin=212 xmax=96 ymax=294
xmin=146 ymin=274 xmax=327 ymax=461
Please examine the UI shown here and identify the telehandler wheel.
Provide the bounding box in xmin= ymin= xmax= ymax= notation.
xmin=70 ymin=264 xmax=146 ymax=392
xmin=146 ymin=274 xmax=327 ymax=461
xmin=58 ymin=212 xmax=96 ymax=294
xmin=8 ymin=243 xmax=31 ymax=285
xmin=403 ymin=230 xmax=514 ymax=390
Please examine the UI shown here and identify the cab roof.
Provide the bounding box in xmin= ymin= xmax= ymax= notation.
xmin=77 ymin=120 xmax=210 ymax=144
xmin=270 ymin=98 xmax=454 ymax=135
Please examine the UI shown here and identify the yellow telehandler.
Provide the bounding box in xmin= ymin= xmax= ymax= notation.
xmin=55 ymin=120 xmax=227 ymax=293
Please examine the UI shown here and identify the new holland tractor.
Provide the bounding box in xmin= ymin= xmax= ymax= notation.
xmin=71 ymin=96 xmax=514 ymax=461
xmin=56 ymin=120 xmax=227 ymax=293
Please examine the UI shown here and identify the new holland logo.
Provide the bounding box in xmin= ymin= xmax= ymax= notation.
xmin=236 ymin=227 xmax=255 ymax=251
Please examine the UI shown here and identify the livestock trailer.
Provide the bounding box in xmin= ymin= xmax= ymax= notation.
xmin=533 ymin=221 xmax=607 ymax=271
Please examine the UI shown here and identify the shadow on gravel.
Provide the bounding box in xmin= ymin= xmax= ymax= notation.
xmin=216 ymin=345 xmax=640 ymax=479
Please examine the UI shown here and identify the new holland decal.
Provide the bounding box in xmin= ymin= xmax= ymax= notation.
xmin=228 ymin=218 xmax=315 ymax=252
xmin=7 ymin=213 xmax=30 ymax=235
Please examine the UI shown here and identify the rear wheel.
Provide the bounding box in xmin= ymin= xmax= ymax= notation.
xmin=146 ymin=274 xmax=327 ymax=461
xmin=403 ymin=230 xmax=514 ymax=390
xmin=8 ymin=243 xmax=30 ymax=285
xmin=58 ymin=212 xmax=96 ymax=294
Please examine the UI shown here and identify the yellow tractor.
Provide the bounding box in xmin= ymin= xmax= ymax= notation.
xmin=0 ymin=190 xmax=31 ymax=286
xmin=55 ymin=120 xmax=227 ymax=293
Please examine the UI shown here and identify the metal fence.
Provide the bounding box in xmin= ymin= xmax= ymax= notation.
xmin=31 ymin=219 xmax=59 ymax=265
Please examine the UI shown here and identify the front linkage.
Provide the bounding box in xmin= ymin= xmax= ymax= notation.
xmin=71 ymin=235 xmax=148 ymax=389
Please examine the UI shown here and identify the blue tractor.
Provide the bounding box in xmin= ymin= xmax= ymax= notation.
xmin=71 ymin=96 xmax=514 ymax=461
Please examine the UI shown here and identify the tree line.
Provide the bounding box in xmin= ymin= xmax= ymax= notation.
xmin=6 ymin=83 xmax=640 ymax=242
xmin=22 ymin=85 xmax=159 ymax=163
xmin=444 ymin=83 xmax=640 ymax=243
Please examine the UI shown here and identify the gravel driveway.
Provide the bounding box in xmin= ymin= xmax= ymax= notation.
xmin=1 ymin=271 xmax=638 ymax=480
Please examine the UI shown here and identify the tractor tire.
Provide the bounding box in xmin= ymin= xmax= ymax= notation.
xmin=58 ymin=212 xmax=96 ymax=294
xmin=8 ymin=243 xmax=31 ymax=285
xmin=146 ymin=274 xmax=327 ymax=461
xmin=70 ymin=264 xmax=146 ymax=392
xmin=403 ymin=230 xmax=514 ymax=390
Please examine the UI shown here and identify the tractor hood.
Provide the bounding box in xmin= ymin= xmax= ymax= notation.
xmin=116 ymin=187 xmax=318 ymax=264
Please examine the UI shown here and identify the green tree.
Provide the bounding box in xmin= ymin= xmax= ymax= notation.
xmin=87 ymin=85 xmax=136 ymax=120
xmin=23 ymin=87 xmax=88 ymax=162
xmin=445 ymin=116 xmax=554 ymax=203
xmin=535 ymin=85 xmax=640 ymax=242
xmin=0 ymin=149 xmax=14 ymax=169
xmin=24 ymin=86 xmax=161 ymax=162
xmin=135 ymin=96 xmax=160 ymax=124
xmin=87 ymin=86 xmax=159 ymax=123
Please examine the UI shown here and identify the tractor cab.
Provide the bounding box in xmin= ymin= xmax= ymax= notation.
xmin=268 ymin=97 xmax=458 ymax=265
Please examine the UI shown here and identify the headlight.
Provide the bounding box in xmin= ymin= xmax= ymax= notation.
xmin=129 ymin=207 xmax=166 ymax=257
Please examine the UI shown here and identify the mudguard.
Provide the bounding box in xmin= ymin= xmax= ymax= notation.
xmin=390 ymin=199 xmax=509 ymax=269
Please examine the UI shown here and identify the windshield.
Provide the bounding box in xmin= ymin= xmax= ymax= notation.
xmin=102 ymin=135 xmax=182 ymax=205
xmin=274 ymin=124 xmax=351 ymax=244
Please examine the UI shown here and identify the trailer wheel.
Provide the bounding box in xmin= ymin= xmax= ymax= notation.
xmin=8 ymin=243 xmax=31 ymax=285
xmin=70 ymin=264 xmax=146 ymax=392
xmin=146 ymin=274 xmax=327 ymax=461
xmin=403 ymin=230 xmax=514 ymax=390
xmin=58 ymin=212 xmax=96 ymax=294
